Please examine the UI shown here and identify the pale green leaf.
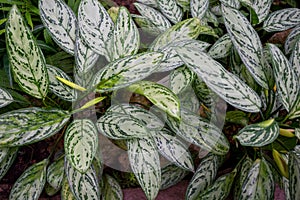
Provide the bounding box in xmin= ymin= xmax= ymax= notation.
xmin=169 ymin=66 xmax=195 ymax=94
xmin=39 ymin=0 xmax=77 ymax=55
xmin=65 ymin=119 xmax=98 ymax=173
xmin=190 ymin=0 xmax=209 ymax=20
xmin=176 ymin=47 xmax=262 ymax=113
xmin=127 ymin=137 xmax=161 ymax=200
xmin=0 ymin=147 xmax=18 ymax=180
xmin=161 ymin=164 xmax=189 ymax=190
xmin=263 ymin=8 xmax=300 ymax=32
xmin=157 ymin=0 xmax=183 ymax=24
xmin=47 ymin=156 xmax=64 ymax=190
xmin=6 ymin=5 xmax=49 ymax=99
xmin=102 ymin=174 xmax=123 ymax=200
xmin=61 ymin=177 xmax=76 ymax=200
xmin=289 ymin=150 xmax=300 ymax=200
xmin=9 ymin=159 xmax=48 ymax=200
xmin=0 ymin=87 xmax=13 ymax=108
xmin=208 ymin=34 xmax=232 ymax=59
xmin=0 ymin=107 xmax=70 ymax=147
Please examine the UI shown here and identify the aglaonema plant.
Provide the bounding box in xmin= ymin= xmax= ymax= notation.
xmin=0 ymin=0 xmax=300 ymax=200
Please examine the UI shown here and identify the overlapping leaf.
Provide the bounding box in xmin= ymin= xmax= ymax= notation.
xmin=222 ymin=5 xmax=269 ymax=89
xmin=47 ymin=156 xmax=64 ymax=191
xmin=136 ymin=0 xmax=158 ymax=7
xmin=290 ymin=39 xmax=300 ymax=80
xmin=0 ymin=147 xmax=18 ymax=180
xmin=248 ymin=0 xmax=272 ymax=24
xmin=263 ymin=8 xmax=300 ymax=32
xmin=9 ymin=159 xmax=48 ymax=200
xmin=39 ymin=0 xmax=77 ymax=55
xmin=93 ymin=52 xmax=164 ymax=92
xmin=0 ymin=87 xmax=13 ymax=108
xmin=47 ymin=65 xmax=77 ymax=101
xmin=169 ymin=66 xmax=195 ymax=94
xmin=220 ymin=0 xmax=241 ymax=9
xmin=176 ymin=47 xmax=262 ymax=113
xmin=102 ymin=174 xmax=123 ymax=200
xmin=268 ymin=43 xmax=300 ymax=112
xmin=289 ymin=150 xmax=300 ymax=200
xmin=208 ymin=34 xmax=232 ymax=59
xmin=61 ymin=177 xmax=76 ymax=200
xmin=6 ymin=5 xmax=49 ymax=99
xmin=78 ymin=0 xmax=114 ymax=57
xmin=157 ymin=0 xmax=183 ymax=24
xmin=190 ymin=0 xmax=209 ymax=20
xmin=161 ymin=164 xmax=189 ymax=190
xmin=65 ymin=119 xmax=98 ymax=173
xmin=0 ymin=107 xmax=70 ymax=147
xmin=127 ymin=137 xmax=161 ymax=200
xmin=285 ymin=25 xmax=300 ymax=54
xmin=107 ymin=7 xmax=139 ymax=61
xmin=235 ymin=119 xmax=279 ymax=147
xmin=128 ymin=81 xmax=181 ymax=120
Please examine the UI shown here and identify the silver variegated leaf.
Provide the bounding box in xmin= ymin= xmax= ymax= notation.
xmin=186 ymin=154 xmax=222 ymax=200
xmin=157 ymin=0 xmax=183 ymax=24
xmin=222 ymin=5 xmax=269 ymax=89
xmin=128 ymin=81 xmax=181 ymax=120
xmin=285 ymin=25 xmax=300 ymax=54
xmin=0 ymin=147 xmax=18 ymax=180
xmin=176 ymin=47 xmax=262 ymax=113
xmin=176 ymin=0 xmax=190 ymax=11
xmin=65 ymin=119 xmax=98 ymax=173
xmin=61 ymin=177 xmax=76 ymax=200
xmin=235 ymin=119 xmax=279 ymax=147
xmin=153 ymin=128 xmax=194 ymax=171
xmin=39 ymin=0 xmax=77 ymax=55
xmin=47 ymin=156 xmax=64 ymax=191
xmin=208 ymin=34 xmax=232 ymax=59
xmin=161 ymin=164 xmax=189 ymax=190
xmin=47 ymin=65 xmax=77 ymax=102
xmin=0 ymin=87 xmax=13 ymax=108
xmin=65 ymin=159 xmax=100 ymax=200
xmin=267 ymin=43 xmax=300 ymax=112
xmin=248 ymin=0 xmax=272 ymax=24
xmin=136 ymin=0 xmax=158 ymax=7
xmin=75 ymin=34 xmax=99 ymax=73
xmin=133 ymin=15 xmax=166 ymax=36
xmin=106 ymin=104 xmax=164 ymax=130
xmin=107 ymin=7 xmax=139 ymax=61
xmin=134 ymin=2 xmax=171 ymax=33
xmin=190 ymin=0 xmax=209 ymax=20
xmin=239 ymin=158 xmax=274 ymax=200
xmin=169 ymin=66 xmax=195 ymax=94
xmin=9 ymin=159 xmax=48 ymax=200
xmin=97 ymin=112 xmax=148 ymax=139
xmin=150 ymin=18 xmax=201 ymax=51
xmin=167 ymin=109 xmax=229 ymax=155
xmin=263 ymin=8 xmax=300 ymax=32
xmin=127 ymin=137 xmax=161 ymax=200
xmin=178 ymin=87 xmax=200 ymax=113
xmin=289 ymin=150 xmax=300 ymax=200
xmin=102 ymin=174 xmax=123 ymax=200
xmin=282 ymin=177 xmax=291 ymax=200
xmin=290 ymin=39 xmax=300 ymax=80
xmin=220 ymin=0 xmax=241 ymax=9
xmin=93 ymin=52 xmax=164 ymax=92
xmin=6 ymin=5 xmax=49 ymax=99
xmin=78 ymin=0 xmax=114 ymax=56
xmin=197 ymin=169 xmax=237 ymax=200
xmin=0 ymin=107 xmax=70 ymax=147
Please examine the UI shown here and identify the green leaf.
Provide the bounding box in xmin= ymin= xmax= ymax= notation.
xmin=225 ymin=111 xmax=249 ymax=126
xmin=61 ymin=177 xmax=76 ymax=200
xmin=289 ymin=149 xmax=300 ymax=200
xmin=267 ymin=43 xmax=300 ymax=112
xmin=235 ymin=119 xmax=279 ymax=147
xmin=39 ymin=0 xmax=77 ymax=55
xmin=47 ymin=156 xmax=64 ymax=191
xmin=157 ymin=0 xmax=183 ymax=24
xmin=167 ymin=109 xmax=230 ymax=155
xmin=65 ymin=119 xmax=98 ymax=173
xmin=134 ymin=2 xmax=171 ymax=33
xmin=0 ymin=87 xmax=13 ymax=108
xmin=285 ymin=25 xmax=300 ymax=54
xmin=127 ymin=137 xmax=161 ymax=200
xmin=208 ymin=34 xmax=233 ymax=59
xmin=78 ymin=0 xmax=114 ymax=57
xmin=47 ymin=65 xmax=77 ymax=101
xmin=97 ymin=112 xmax=149 ymax=139
xmin=263 ymin=8 xmax=300 ymax=32
xmin=0 ymin=107 xmax=70 ymax=147
xmin=0 ymin=147 xmax=18 ymax=180
xmin=186 ymin=154 xmax=223 ymax=200
xmin=102 ymin=174 xmax=123 ymax=200
xmin=93 ymin=52 xmax=164 ymax=92
xmin=176 ymin=47 xmax=262 ymax=113
xmin=247 ymin=0 xmax=272 ymax=24
xmin=6 ymin=5 xmax=49 ymax=99
xmin=169 ymin=66 xmax=195 ymax=94
xmin=65 ymin=159 xmax=100 ymax=200
xmin=152 ymin=128 xmax=194 ymax=171
xmin=222 ymin=5 xmax=269 ymax=89
xmin=239 ymin=158 xmax=274 ymax=200
xmin=198 ymin=170 xmax=237 ymax=200
xmin=9 ymin=159 xmax=48 ymax=200
xmin=190 ymin=0 xmax=209 ymax=20
xmin=107 ymin=7 xmax=139 ymax=61
xmin=128 ymin=81 xmax=181 ymax=120
xmin=161 ymin=164 xmax=188 ymax=190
